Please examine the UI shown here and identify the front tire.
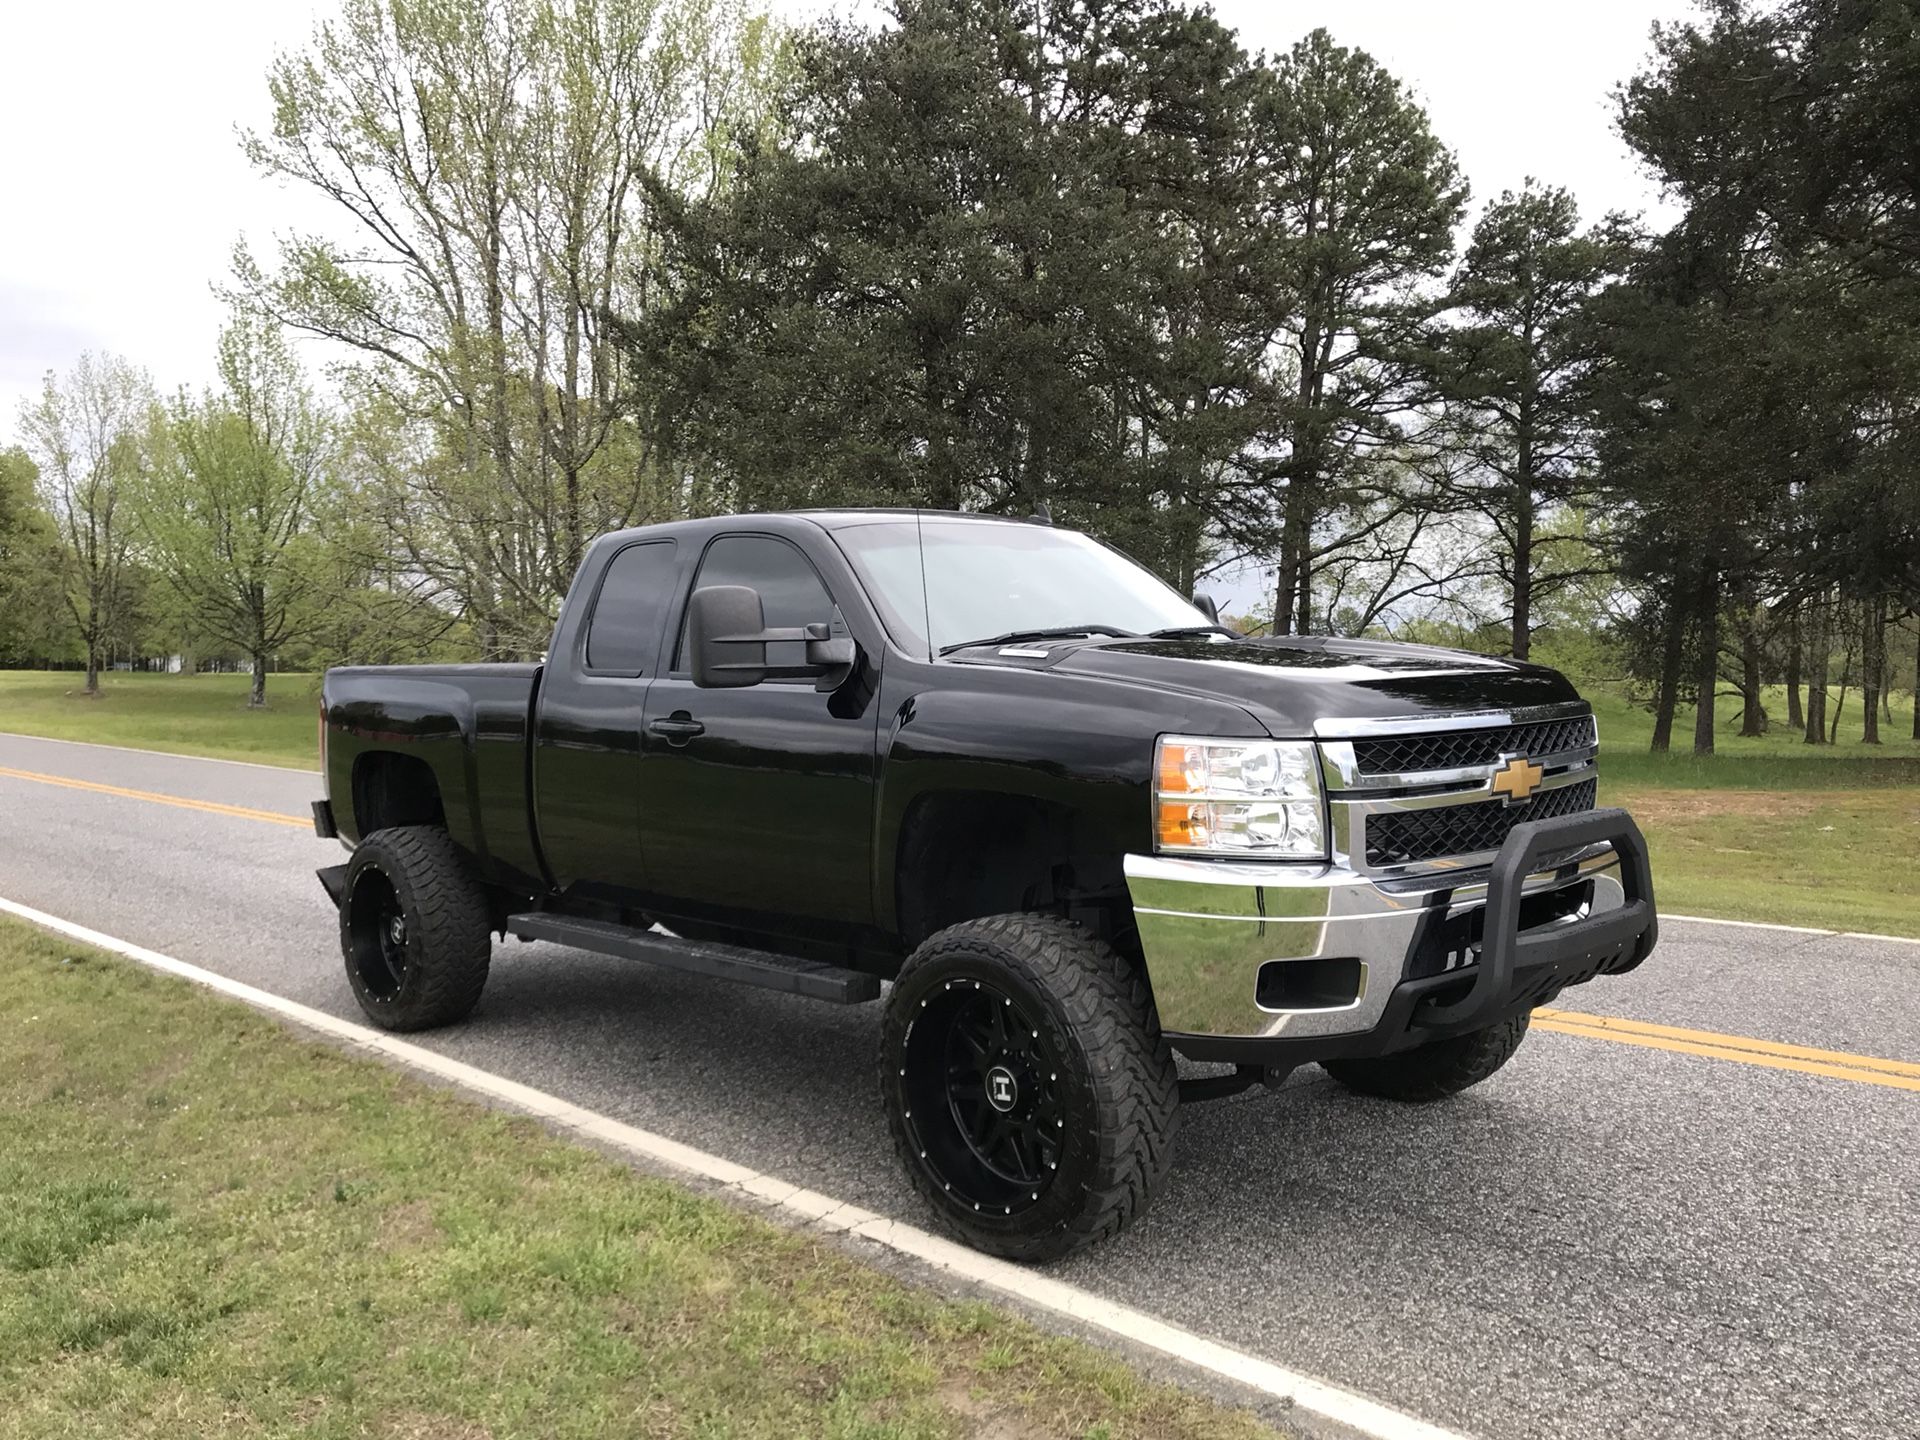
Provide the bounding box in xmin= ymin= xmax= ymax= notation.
xmin=339 ymin=826 xmax=491 ymax=1031
xmin=880 ymin=914 xmax=1178 ymax=1262
xmin=1321 ymin=1012 xmax=1530 ymax=1102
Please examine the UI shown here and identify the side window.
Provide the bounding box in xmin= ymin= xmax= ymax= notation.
xmin=678 ymin=534 xmax=834 ymax=672
xmin=585 ymin=540 xmax=678 ymax=673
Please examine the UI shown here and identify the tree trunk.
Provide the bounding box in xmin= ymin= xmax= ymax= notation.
xmin=1738 ymin=617 xmax=1766 ymax=736
xmin=1692 ymin=567 xmax=1720 ymax=756
xmin=1784 ymin=610 xmax=1803 ymax=730
xmin=1861 ymin=597 xmax=1884 ymax=744
xmin=249 ymin=651 xmax=268 ymax=709
xmin=1650 ymin=588 xmax=1687 ymax=753
xmin=1803 ymin=596 xmax=1828 ymax=745
xmin=1511 ymin=483 xmax=1534 ymax=661
xmin=1827 ymin=634 xmax=1853 ymax=744
xmin=1273 ymin=480 xmax=1312 ymax=637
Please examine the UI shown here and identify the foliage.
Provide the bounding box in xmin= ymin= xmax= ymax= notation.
xmin=1432 ymin=185 xmax=1636 ymax=658
xmin=1598 ymin=0 xmax=1920 ymax=750
xmin=235 ymin=0 xmax=783 ymax=658
xmin=13 ymin=354 xmax=155 ymax=691
xmin=1255 ymin=28 xmax=1467 ymax=634
xmin=0 ymin=448 xmax=66 ymax=663
xmin=139 ymin=314 xmax=335 ymax=705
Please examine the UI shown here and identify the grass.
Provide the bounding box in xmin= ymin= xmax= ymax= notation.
xmin=1 ymin=667 xmax=1914 ymax=936
xmin=0 ymin=915 xmax=1283 ymax=1440
xmin=0 ymin=670 xmax=318 ymax=769
xmin=1586 ymin=684 xmax=1920 ymax=937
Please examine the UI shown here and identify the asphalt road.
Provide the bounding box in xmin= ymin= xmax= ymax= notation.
xmin=1 ymin=731 xmax=1915 ymax=1440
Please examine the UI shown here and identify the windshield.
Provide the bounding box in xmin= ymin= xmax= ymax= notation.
xmin=831 ymin=519 xmax=1210 ymax=657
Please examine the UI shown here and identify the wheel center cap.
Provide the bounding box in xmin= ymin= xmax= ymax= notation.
xmin=387 ymin=916 xmax=407 ymax=946
xmin=986 ymin=1065 xmax=1018 ymax=1113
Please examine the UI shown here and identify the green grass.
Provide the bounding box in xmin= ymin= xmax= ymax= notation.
xmin=0 ymin=670 xmax=318 ymax=769
xmin=0 ymin=916 xmax=1283 ymax=1440
xmin=1587 ymin=683 xmax=1920 ymax=937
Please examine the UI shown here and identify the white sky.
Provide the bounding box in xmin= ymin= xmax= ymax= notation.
xmin=0 ymin=0 xmax=1692 ymax=442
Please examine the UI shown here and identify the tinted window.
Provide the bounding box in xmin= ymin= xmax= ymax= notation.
xmin=679 ymin=534 xmax=834 ymax=671
xmin=586 ymin=540 xmax=678 ymax=673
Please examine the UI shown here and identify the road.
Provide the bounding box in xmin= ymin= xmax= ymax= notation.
xmin=1 ymin=731 xmax=1915 ymax=1440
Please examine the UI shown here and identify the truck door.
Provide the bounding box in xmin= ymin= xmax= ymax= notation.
xmin=637 ymin=531 xmax=879 ymax=932
xmin=532 ymin=537 xmax=682 ymax=904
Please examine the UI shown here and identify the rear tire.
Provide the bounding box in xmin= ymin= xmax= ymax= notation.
xmin=1321 ymin=1013 xmax=1530 ymax=1102
xmin=879 ymin=914 xmax=1178 ymax=1262
xmin=339 ymin=826 xmax=491 ymax=1031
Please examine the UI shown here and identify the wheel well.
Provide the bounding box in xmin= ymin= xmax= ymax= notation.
xmin=894 ymin=792 xmax=1141 ymax=962
xmin=351 ymin=751 xmax=447 ymax=836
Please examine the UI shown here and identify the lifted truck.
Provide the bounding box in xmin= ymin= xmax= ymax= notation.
xmin=313 ymin=510 xmax=1656 ymax=1259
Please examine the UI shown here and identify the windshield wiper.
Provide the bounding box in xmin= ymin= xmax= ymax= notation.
xmin=938 ymin=624 xmax=1141 ymax=657
xmin=1145 ymin=625 xmax=1237 ymax=640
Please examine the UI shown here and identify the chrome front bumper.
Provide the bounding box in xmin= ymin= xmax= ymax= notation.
xmin=1124 ymin=841 xmax=1629 ymax=1043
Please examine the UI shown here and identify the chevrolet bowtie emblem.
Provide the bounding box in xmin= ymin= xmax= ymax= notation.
xmin=1490 ymin=754 xmax=1544 ymax=805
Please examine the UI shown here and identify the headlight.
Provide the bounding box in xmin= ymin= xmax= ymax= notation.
xmin=1153 ymin=736 xmax=1326 ymax=858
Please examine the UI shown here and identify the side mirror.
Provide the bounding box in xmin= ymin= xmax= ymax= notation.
xmin=1192 ymin=592 xmax=1221 ymax=624
xmin=688 ymin=585 xmax=860 ymax=691
xmin=689 ymin=584 xmax=770 ymax=688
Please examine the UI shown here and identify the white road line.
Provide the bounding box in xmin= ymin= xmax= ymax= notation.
xmin=1660 ymin=913 xmax=1920 ymax=947
xmin=0 ymin=894 xmax=1468 ymax=1440
xmin=0 ymin=730 xmax=316 ymax=775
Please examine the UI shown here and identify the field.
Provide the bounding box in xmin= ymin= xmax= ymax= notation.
xmin=0 ymin=668 xmax=1915 ymax=937
xmin=1588 ymin=685 xmax=1920 ymax=936
xmin=0 ymin=671 xmax=318 ymax=769
xmin=0 ymin=916 xmax=1279 ymax=1440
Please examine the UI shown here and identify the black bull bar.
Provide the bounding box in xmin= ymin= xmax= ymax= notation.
xmin=1418 ymin=805 xmax=1658 ymax=1032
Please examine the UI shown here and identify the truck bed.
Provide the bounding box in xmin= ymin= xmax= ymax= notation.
xmin=320 ymin=662 xmax=545 ymax=889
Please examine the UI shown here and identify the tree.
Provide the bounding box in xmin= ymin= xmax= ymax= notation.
xmin=1617 ymin=0 xmax=1920 ymax=746
xmin=235 ymin=0 xmax=780 ymax=658
xmin=141 ymin=315 xmax=334 ymax=707
xmin=0 ymin=447 xmax=65 ymax=663
xmin=1435 ymin=183 xmax=1634 ymax=659
xmin=629 ymin=0 xmax=1288 ymax=585
xmin=16 ymin=354 xmax=153 ymax=692
xmin=1254 ymin=28 xmax=1467 ymax=635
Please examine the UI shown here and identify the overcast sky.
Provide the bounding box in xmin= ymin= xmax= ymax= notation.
xmin=0 ymin=0 xmax=1692 ymax=442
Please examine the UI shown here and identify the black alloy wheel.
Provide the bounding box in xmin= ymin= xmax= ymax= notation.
xmin=899 ymin=976 xmax=1066 ymax=1216
xmin=346 ymin=866 xmax=411 ymax=1002
xmin=880 ymin=913 xmax=1179 ymax=1261
xmin=336 ymin=825 xmax=492 ymax=1032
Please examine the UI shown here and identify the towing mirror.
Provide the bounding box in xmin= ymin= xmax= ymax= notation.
xmin=689 ymin=585 xmax=771 ymax=688
xmin=688 ymin=585 xmax=857 ymax=691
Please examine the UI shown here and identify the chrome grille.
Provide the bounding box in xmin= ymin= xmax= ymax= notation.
xmin=1364 ymin=778 xmax=1598 ymax=869
xmin=1351 ymin=715 xmax=1597 ymax=776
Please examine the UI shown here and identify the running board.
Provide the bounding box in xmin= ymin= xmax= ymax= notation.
xmin=504 ymin=913 xmax=882 ymax=1004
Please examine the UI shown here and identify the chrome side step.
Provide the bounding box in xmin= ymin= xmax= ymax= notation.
xmin=504 ymin=912 xmax=882 ymax=1004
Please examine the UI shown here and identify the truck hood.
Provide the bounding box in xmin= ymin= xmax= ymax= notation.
xmin=1036 ymin=634 xmax=1584 ymax=736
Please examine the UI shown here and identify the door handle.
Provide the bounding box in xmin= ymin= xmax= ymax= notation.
xmin=648 ymin=714 xmax=705 ymax=745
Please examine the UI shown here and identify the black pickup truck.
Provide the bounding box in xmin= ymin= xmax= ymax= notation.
xmin=314 ymin=510 xmax=1656 ymax=1259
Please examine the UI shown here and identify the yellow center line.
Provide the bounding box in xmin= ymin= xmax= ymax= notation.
xmin=0 ymin=765 xmax=310 ymax=830
xmin=1535 ymin=1007 xmax=1920 ymax=1093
